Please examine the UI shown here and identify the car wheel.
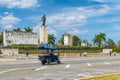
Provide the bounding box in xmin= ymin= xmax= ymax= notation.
xmin=41 ymin=60 xmax=46 ymax=65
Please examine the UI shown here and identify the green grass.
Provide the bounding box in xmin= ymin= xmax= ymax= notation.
xmin=81 ymin=74 xmax=120 ymax=80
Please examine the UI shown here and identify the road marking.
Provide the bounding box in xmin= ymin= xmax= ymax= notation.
xmin=87 ymin=63 xmax=92 ymax=66
xmin=65 ymin=64 xmax=71 ymax=68
xmin=74 ymin=79 xmax=79 ymax=80
xmin=24 ymin=77 xmax=31 ymax=80
xmin=103 ymin=62 xmax=110 ymax=64
xmin=0 ymin=68 xmax=18 ymax=74
xmin=35 ymin=66 xmax=48 ymax=71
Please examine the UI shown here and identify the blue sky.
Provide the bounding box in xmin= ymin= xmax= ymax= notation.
xmin=0 ymin=0 xmax=120 ymax=44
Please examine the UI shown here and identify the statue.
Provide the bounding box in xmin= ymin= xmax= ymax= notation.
xmin=41 ymin=14 xmax=46 ymax=26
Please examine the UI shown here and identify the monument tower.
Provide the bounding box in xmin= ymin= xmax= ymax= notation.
xmin=40 ymin=15 xmax=48 ymax=44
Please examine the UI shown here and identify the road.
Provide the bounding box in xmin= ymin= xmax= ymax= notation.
xmin=0 ymin=56 xmax=120 ymax=80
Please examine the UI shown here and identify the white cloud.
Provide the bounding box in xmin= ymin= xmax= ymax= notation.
xmin=44 ymin=4 xmax=109 ymax=32
xmin=76 ymin=5 xmax=110 ymax=17
xmin=93 ymin=0 xmax=120 ymax=10
xmin=0 ymin=0 xmax=39 ymax=9
xmin=30 ymin=3 xmax=111 ymax=38
xmin=0 ymin=14 xmax=21 ymax=25
xmin=68 ymin=28 xmax=89 ymax=35
xmin=112 ymin=26 xmax=120 ymax=30
xmin=93 ymin=0 xmax=107 ymax=3
xmin=47 ymin=13 xmax=86 ymax=30
xmin=4 ymin=12 xmax=12 ymax=15
xmin=48 ymin=28 xmax=58 ymax=37
xmin=33 ymin=24 xmax=40 ymax=33
xmin=3 ymin=24 xmax=15 ymax=29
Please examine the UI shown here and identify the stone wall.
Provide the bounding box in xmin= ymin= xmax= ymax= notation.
xmin=3 ymin=31 xmax=38 ymax=46
xmin=102 ymin=49 xmax=112 ymax=53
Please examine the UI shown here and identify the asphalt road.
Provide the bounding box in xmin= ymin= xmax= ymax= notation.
xmin=0 ymin=56 xmax=120 ymax=80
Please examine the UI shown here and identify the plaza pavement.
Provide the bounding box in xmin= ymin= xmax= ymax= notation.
xmin=0 ymin=53 xmax=119 ymax=65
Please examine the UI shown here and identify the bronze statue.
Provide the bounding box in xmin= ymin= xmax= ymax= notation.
xmin=41 ymin=14 xmax=46 ymax=26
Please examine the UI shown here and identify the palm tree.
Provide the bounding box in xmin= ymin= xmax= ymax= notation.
xmin=24 ymin=27 xmax=33 ymax=32
xmin=48 ymin=34 xmax=56 ymax=45
xmin=92 ymin=32 xmax=106 ymax=47
xmin=13 ymin=28 xmax=22 ymax=32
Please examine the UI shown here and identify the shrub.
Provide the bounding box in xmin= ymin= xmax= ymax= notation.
xmin=12 ymin=45 xmax=39 ymax=50
xmin=113 ymin=48 xmax=120 ymax=53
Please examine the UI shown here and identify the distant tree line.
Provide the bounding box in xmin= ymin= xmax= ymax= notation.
xmin=1 ymin=27 xmax=120 ymax=49
xmin=13 ymin=27 xmax=33 ymax=32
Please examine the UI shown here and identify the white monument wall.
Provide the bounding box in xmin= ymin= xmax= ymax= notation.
xmin=64 ymin=34 xmax=72 ymax=46
xmin=3 ymin=31 xmax=38 ymax=46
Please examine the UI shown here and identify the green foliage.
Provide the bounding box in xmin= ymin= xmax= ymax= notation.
xmin=72 ymin=35 xmax=81 ymax=46
xmin=13 ymin=28 xmax=22 ymax=32
xmin=55 ymin=46 xmax=103 ymax=51
xmin=113 ymin=48 xmax=120 ymax=53
xmin=24 ymin=27 xmax=33 ymax=32
xmin=48 ymin=34 xmax=56 ymax=45
xmin=59 ymin=35 xmax=64 ymax=45
xmin=93 ymin=32 xmax=106 ymax=47
xmin=117 ymin=40 xmax=120 ymax=47
xmin=0 ymin=32 xmax=3 ymax=43
xmin=104 ymin=38 xmax=116 ymax=48
xmin=12 ymin=45 xmax=39 ymax=50
xmin=19 ymin=50 xmax=44 ymax=54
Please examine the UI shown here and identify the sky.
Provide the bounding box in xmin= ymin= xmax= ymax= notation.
xmin=0 ymin=0 xmax=120 ymax=44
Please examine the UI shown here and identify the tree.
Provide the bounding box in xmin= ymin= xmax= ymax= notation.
xmin=72 ymin=35 xmax=81 ymax=46
xmin=118 ymin=40 xmax=120 ymax=47
xmin=48 ymin=34 xmax=56 ymax=45
xmin=92 ymin=32 xmax=106 ymax=47
xmin=13 ymin=28 xmax=22 ymax=32
xmin=104 ymin=38 xmax=116 ymax=48
xmin=0 ymin=32 xmax=3 ymax=44
xmin=59 ymin=34 xmax=64 ymax=45
xmin=24 ymin=27 xmax=33 ymax=32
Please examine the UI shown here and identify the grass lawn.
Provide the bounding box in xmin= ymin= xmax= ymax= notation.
xmin=81 ymin=74 xmax=120 ymax=80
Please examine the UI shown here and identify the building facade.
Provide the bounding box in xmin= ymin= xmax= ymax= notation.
xmin=3 ymin=30 xmax=38 ymax=46
xmin=64 ymin=34 xmax=72 ymax=46
xmin=40 ymin=26 xmax=48 ymax=44
xmin=81 ymin=42 xmax=88 ymax=47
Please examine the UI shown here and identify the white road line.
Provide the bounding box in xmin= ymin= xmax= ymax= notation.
xmin=24 ymin=77 xmax=31 ymax=80
xmin=35 ymin=66 xmax=48 ymax=71
xmin=103 ymin=62 xmax=110 ymax=64
xmin=74 ymin=79 xmax=79 ymax=80
xmin=0 ymin=68 xmax=18 ymax=74
xmin=87 ymin=63 xmax=92 ymax=66
xmin=65 ymin=64 xmax=71 ymax=68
